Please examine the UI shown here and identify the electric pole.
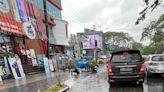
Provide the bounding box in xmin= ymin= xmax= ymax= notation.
xmin=43 ymin=0 xmax=49 ymax=58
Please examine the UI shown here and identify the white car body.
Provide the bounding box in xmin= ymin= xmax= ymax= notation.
xmin=144 ymin=54 xmax=164 ymax=74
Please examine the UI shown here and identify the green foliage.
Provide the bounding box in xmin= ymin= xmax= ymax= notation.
xmin=140 ymin=14 xmax=164 ymax=54
xmin=37 ymin=83 xmax=64 ymax=92
xmin=141 ymin=43 xmax=158 ymax=55
xmin=131 ymin=42 xmax=143 ymax=50
xmin=104 ymin=31 xmax=134 ymax=50
xmin=86 ymin=60 xmax=99 ymax=69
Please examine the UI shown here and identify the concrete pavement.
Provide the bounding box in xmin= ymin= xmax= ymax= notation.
xmin=0 ymin=72 xmax=70 ymax=92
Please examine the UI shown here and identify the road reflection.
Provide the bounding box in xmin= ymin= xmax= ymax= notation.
xmin=109 ymin=75 xmax=164 ymax=92
xmin=145 ymin=76 xmax=164 ymax=92
xmin=109 ymin=82 xmax=143 ymax=92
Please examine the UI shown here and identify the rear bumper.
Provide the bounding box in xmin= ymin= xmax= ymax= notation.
xmin=148 ymin=68 xmax=164 ymax=74
xmin=108 ymin=73 xmax=145 ymax=83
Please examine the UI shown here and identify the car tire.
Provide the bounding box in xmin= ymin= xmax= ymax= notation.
xmin=109 ymin=82 xmax=115 ymax=87
xmin=138 ymin=81 xmax=144 ymax=86
xmin=146 ymin=69 xmax=151 ymax=78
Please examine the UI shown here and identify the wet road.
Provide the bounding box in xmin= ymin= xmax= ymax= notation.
xmin=0 ymin=73 xmax=71 ymax=92
xmin=68 ymin=66 xmax=164 ymax=92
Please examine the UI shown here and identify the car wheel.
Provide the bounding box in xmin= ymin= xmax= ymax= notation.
xmin=138 ymin=81 xmax=144 ymax=86
xmin=146 ymin=69 xmax=151 ymax=78
xmin=109 ymin=82 xmax=115 ymax=87
xmin=161 ymin=74 xmax=164 ymax=77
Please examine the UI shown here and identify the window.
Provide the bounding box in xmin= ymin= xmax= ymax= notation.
xmin=111 ymin=54 xmax=141 ymax=62
xmin=152 ymin=56 xmax=164 ymax=61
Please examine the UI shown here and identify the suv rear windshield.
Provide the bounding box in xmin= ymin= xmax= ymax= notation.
xmin=152 ymin=56 xmax=164 ymax=61
xmin=111 ymin=53 xmax=141 ymax=62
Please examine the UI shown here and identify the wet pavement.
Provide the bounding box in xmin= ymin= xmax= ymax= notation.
xmin=1 ymin=66 xmax=164 ymax=92
xmin=67 ymin=66 xmax=164 ymax=92
xmin=0 ymin=72 xmax=71 ymax=92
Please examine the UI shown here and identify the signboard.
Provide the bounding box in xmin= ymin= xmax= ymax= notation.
xmin=44 ymin=57 xmax=50 ymax=73
xmin=11 ymin=0 xmax=21 ymax=22
xmin=16 ymin=0 xmax=28 ymax=22
xmin=48 ymin=59 xmax=54 ymax=72
xmin=82 ymin=35 xmax=103 ymax=49
xmin=0 ymin=18 xmax=23 ymax=34
xmin=0 ymin=0 xmax=10 ymax=13
xmin=8 ymin=56 xmax=26 ymax=80
xmin=4 ymin=57 xmax=10 ymax=75
xmin=23 ymin=22 xmax=36 ymax=39
xmin=30 ymin=49 xmax=38 ymax=66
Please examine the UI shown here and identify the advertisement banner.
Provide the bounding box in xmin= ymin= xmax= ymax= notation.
xmin=82 ymin=35 xmax=103 ymax=49
xmin=0 ymin=66 xmax=4 ymax=76
xmin=30 ymin=49 xmax=38 ymax=66
xmin=8 ymin=57 xmax=21 ymax=79
xmin=48 ymin=59 xmax=54 ymax=72
xmin=16 ymin=0 xmax=28 ymax=22
xmin=11 ymin=0 xmax=21 ymax=22
xmin=44 ymin=57 xmax=50 ymax=73
xmin=0 ymin=17 xmax=23 ymax=34
xmin=4 ymin=57 xmax=11 ymax=75
xmin=8 ymin=56 xmax=26 ymax=79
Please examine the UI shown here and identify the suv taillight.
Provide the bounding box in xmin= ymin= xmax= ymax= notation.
xmin=140 ymin=66 xmax=144 ymax=73
xmin=108 ymin=68 xmax=113 ymax=74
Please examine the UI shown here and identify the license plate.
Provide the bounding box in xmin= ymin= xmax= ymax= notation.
xmin=120 ymin=68 xmax=132 ymax=72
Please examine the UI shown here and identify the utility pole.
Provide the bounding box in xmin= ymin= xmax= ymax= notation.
xmin=43 ymin=0 xmax=49 ymax=58
xmin=93 ymin=25 xmax=97 ymax=61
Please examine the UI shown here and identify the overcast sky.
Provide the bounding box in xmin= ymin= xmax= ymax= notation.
xmin=61 ymin=0 xmax=164 ymax=44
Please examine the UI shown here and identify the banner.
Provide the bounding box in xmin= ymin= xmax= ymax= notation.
xmin=30 ymin=49 xmax=38 ymax=66
xmin=44 ymin=57 xmax=50 ymax=73
xmin=48 ymin=59 xmax=54 ymax=72
xmin=4 ymin=57 xmax=10 ymax=75
xmin=0 ymin=17 xmax=23 ymax=35
xmin=16 ymin=0 xmax=28 ymax=22
xmin=11 ymin=0 xmax=21 ymax=22
xmin=8 ymin=56 xmax=26 ymax=80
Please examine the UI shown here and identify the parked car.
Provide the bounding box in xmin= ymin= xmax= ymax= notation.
xmin=144 ymin=54 xmax=164 ymax=77
xmin=107 ymin=50 xmax=145 ymax=86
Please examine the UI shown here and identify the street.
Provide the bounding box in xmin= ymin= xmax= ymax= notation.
xmin=67 ymin=66 xmax=164 ymax=92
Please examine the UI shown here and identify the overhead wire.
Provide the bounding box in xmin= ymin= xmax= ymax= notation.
xmin=62 ymin=1 xmax=83 ymax=19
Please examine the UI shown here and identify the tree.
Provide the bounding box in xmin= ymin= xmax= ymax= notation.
xmin=141 ymin=43 xmax=158 ymax=55
xmin=141 ymin=14 xmax=164 ymax=41
xmin=104 ymin=32 xmax=134 ymax=50
xmin=68 ymin=34 xmax=78 ymax=45
xmin=131 ymin=41 xmax=143 ymax=50
xmin=136 ymin=0 xmax=164 ymax=24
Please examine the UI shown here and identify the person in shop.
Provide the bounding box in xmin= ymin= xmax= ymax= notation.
xmin=20 ymin=47 xmax=27 ymax=64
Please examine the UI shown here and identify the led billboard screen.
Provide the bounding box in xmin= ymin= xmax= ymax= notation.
xmin=82 ymin=35 xmax=103 ymax=49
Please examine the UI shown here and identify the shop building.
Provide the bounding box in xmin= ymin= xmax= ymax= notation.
xmin=77 ymin=29 xmax=104 ymax=60
xmin=0 ymin=0 xmax=68 ymax=80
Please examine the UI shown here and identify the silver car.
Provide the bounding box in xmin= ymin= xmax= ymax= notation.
xmin=144 ymin=54 xmax=164 ymax=76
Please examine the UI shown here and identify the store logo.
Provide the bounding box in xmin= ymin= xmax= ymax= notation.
xmin=0 ymin=0 xmax=9 ymax=13
xmin=23 ymin=22 xmax=36 ymax=39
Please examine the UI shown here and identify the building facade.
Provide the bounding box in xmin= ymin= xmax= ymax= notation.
xmin=77 ymin=29 xmax=104 ymax=60
xmin=0 ymin=0 xmax=68 ymax=79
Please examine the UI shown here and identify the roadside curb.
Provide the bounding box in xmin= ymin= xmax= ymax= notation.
xmin=58 ymin=85 xmax=69 ymax=92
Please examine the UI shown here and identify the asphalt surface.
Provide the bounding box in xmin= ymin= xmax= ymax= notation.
xmin=1 ymin=66 xmax=164 ymax=92
xmin=68 ymin=66 xmax=164 ymax=92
